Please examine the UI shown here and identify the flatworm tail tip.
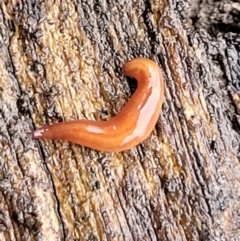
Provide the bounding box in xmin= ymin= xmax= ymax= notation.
xmin=31 ymin=129 xmax=45 ymax=139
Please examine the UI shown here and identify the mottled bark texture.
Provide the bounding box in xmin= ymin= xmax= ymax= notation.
xmin=0 ymin=0 xmax=239 ymax=240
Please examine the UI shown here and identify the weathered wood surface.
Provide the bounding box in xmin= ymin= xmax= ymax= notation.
xmin=0 ymin=0 xmax=239 ymax=240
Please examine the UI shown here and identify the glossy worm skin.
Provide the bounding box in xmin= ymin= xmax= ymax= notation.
xmin=32 ymin=58 xmax=164 ymax=152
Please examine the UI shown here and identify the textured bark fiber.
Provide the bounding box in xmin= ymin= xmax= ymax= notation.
xmin=0 ymin=0 xmax=239 ymax=240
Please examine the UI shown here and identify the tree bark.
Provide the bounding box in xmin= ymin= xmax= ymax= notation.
xmin=0 ymin=0 xmax=239 ymax=240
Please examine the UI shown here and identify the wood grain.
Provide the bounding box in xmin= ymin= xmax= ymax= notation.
xmin=0 ymin=0 xmax=239 ymax=240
